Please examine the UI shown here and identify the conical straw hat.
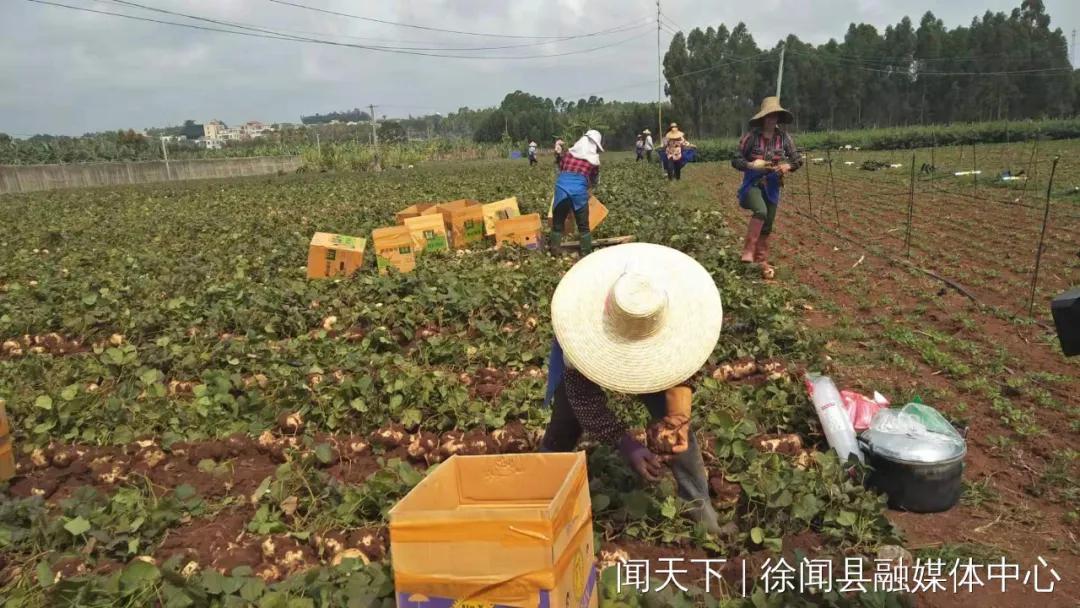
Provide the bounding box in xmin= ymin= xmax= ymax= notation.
xmin=551 ymin=243 xmax=723 ymax=394
xmin=749 ymin=96 xmax=794 ymax=126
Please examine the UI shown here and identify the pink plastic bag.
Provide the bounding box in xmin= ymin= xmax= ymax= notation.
xmin=841 ymin=390 xmax=889 ymax=432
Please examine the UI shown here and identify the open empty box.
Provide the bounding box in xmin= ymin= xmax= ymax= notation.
xmin=389 ymin=453 xmax=598 ymax=608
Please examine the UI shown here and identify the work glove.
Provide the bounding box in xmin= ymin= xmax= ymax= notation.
xmin=618 ymin=434 xmax=662 ymax=482
xmin=646 ymin=386 xmax=692 ymax=457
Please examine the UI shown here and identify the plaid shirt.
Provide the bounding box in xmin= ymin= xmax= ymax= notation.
xmin=559 ymin=154 xmax=600 ymax=188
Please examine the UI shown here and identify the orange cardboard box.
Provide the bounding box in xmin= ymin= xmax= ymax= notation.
xmin=568 ymin=196 xmax=608 ymax=233
xmin=403 ymin=214 xmax=450 ymax=254
xmin=395 ymin=203 xmax=438 ymax=225
xmin=306 ymin=232 xmax=366 ymax=279
xmin=495 ymin=213 xmax=544 ymax=250
xmin=424 ymin=199 xmax=485 ymax=249
xmin=482 ymin=197 xmax=521 ymax=236
xmin=372 ymin=225 xmax=417 ymax=274
xmin=388 ymin=453 xmax=598 ymax=608
xmin=547 ymin=195 xmax=608 ymax=234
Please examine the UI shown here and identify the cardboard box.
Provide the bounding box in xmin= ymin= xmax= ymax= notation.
xmin=424 ymin=200 xmax=486 ymax=249
xmin=389 ymin=453 xmax=598 ymax=608
xmin=0 ymin=401 xmax=12 ymax=482
xmin=546 ymin=196 xmax=608 ymax=233
xmin=566 ymin=196 xmax=608 ymax=233
xmin=306 ymin=232 xmax=366 ymax=279
xmin=403 ymin=214 xmax=450 ymax=255
xmin=372 ymin=225 xmax=417 ymax=275
xmin=395 ymin=203 xmax=438 ymax=225
xmin=495 ymin=213 xmax=544 ymax=250
xmin=482 ymin=197 xmax=521 ymax=236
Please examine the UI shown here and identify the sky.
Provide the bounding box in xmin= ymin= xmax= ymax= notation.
xmin=2 ymin=0 xmax=1078 ymax=136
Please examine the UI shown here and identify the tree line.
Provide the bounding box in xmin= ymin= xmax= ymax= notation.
xmin=663 ymin=0 xmax=1078 ymax=138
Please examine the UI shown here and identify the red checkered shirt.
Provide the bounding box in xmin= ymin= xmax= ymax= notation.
xmin=559 ymin=154 xmax=600 ymax=187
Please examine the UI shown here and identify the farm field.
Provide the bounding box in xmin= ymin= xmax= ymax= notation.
xmin=785 ymin=139 xmax=1080 ymax=322
xmin=681 ymin=142 xmax=1080 ymax=606
xmin=0 ymin=149 xmax=1076 ymax=607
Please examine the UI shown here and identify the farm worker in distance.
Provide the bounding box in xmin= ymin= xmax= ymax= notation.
xmin=527 ymin=140 xmax=538 ymax=166
xmin=554 ymin=137 xmax=565 ymax=166
xmin=635 ymin=133 xmax=645 ymax=162
xmin=539 ymin=243 xmax=730 ymax=537
xmin=642 ymin=129 xmax=654 ymax=162
xmin=549 ymin=129 xmax=603 ymax=256
xmin=663 ymin=123 xmax=693 ymax=181
xmin=732 ymin=96 xmax=803 ymax=279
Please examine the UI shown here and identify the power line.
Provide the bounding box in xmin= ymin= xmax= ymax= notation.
xmin=267 ymin=0 xmax=649 ymax=41
xmin=27 ymin=0 xmax=652 ymax=60
xmin=105 ymin=0 xmax=652 ymax=51
xmin=660 ymin=13 xmax=687 ymax=33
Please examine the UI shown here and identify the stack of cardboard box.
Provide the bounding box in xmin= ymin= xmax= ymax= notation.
xmin=306 ymin=195 xmax=607 ymax=278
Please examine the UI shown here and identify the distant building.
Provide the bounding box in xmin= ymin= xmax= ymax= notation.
xmin=201 ymin=118 xmax=271 ymax=144
xmin=204 ymin=120 xmax=227 ymax=140
xmin=197 ymin=137 xmax=222 ymax=150
xmin=242 ymin=121 xmax=270 ymax=137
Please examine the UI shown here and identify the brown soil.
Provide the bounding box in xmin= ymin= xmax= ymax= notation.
xmin=687 ymin=163 xmax=1080 ymax=607
xmin=8 ymin=432 xmax=382 ymax=504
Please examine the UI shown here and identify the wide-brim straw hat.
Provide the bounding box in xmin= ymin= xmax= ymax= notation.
xmin=551 ymin=243 xmax=723 ymax=394
xmin=667 ymin=129 xmax=685 ymax=140
xmin=642 ymin=129 xmax=652 ymax=135
xmin=749 ymin=96 xmax=793 ymax=126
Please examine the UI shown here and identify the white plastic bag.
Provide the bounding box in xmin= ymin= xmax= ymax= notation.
xmin=870 ymin=403 xmax=963 ymax=446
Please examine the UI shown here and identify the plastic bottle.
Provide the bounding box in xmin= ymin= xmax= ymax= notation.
xmin=804 ymin=373 xmax=863 ymax=463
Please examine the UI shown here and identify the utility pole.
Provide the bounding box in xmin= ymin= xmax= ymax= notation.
xmin=775 ymin=41 xmax=786 ymax=99
xmin=656 ymin=0 xmax=663 ymax=139
xmin=315 ymin=132 xmax=321 ymax=156
xmin=160 ymin=137 xmax=171 ymax=180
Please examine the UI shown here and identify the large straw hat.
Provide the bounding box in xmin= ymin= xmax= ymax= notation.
xmin=749 ymin=96 xmax=794 ymax=126
xmin=642 ymin=129 xmax=652 ymax=135
xmin=551 ymin=243 xmax=723 ymax=394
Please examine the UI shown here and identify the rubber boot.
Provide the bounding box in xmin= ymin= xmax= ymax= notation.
xmin=755 ymin=234 xmax=775 ymax=279
xmin=579 ymin=231 xmax=593 ymax=256
xmin=740 ymin=217 xmax=765 ymax=263
xmin=548 ymin=230 xmax=563 ymax=257
xmin=667 ymin=433 xmax=727 ymax=537
xmin=753 ymin=233 xmax=769 ymax=263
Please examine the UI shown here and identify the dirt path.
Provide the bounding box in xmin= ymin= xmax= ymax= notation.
xmin=678 ymin=162 xmax=1080 ymax=607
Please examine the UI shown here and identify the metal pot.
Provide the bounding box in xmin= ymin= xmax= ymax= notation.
xmin=859 ymin=429 xmax=966 ymax=513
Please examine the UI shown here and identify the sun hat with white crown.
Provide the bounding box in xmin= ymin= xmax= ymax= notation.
xmin=551 ymin=243 xmax=723 ymax=394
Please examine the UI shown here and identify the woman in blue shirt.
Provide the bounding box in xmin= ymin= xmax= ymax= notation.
xmin=732 ymin=97 xmax=802 ymax=279
xmin=549 ymin=130 xmax=602 ymax=256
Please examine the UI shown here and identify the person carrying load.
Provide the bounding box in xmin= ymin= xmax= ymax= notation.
xmin=732 ymin=96 xmax=803 ymax=279
xmin=549 ymin=130 xmax=603 ymax=256
xmin=663 ymin=123 xmax=693 ymax=181
xmin=539 ymin=243 xmax=729 ymax=537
